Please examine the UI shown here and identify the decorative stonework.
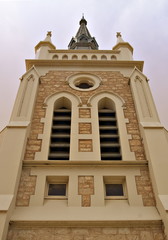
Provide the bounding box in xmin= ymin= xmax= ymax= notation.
xmin=135 ymin=167 xmax=156 ymax=206
xmin=68 ymin=73 xmax=101 ymax=92
xmin=16 ymin=168 xmax=37 ymax=206
xmin=79 ymin=139 xmax=93 ymax=152
xmin=24 ymin=70 xmax=145 ymax=161
xmin=134 ymin=75 xmax=152 ymax=118
xmin=79 ymin=123 xmax=92 ymax=134
xmin=78 ymin=176 xmax=94 ymax=207
xmin=17 ymin=74 xmax=35 ymax=117
xmin=79 ymin=108 xmax=91 ymax=118
xmin=7 ymin=225 xmax=166 ymax=240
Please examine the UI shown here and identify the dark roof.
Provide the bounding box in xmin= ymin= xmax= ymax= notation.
xmin=68 ymin=17 xmax=99 ymax=50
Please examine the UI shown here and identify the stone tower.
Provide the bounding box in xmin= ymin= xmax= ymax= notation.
xmin=0 ymin=17 xmax=168 ymax=240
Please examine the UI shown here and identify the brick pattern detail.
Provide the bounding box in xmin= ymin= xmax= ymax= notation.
xmin=79 ymin=108 xmax=91 ymax=118
xmin=24 ymin=71 xmax=145 ymax=161
xmin=22 ymin=70 xmax=155 ymax=207
xmin=78 ymin=176 xmax=94 ymax=207
xmin=7 ymin=226 xmax=166 ymax=240
xmin=135 ymin=167 xmax=156 ymax=206
xmin=79 ymin=139 xmax=92 ymax=152
xmin=16 ymin=168 xmax=37 ymax=206
xmin=79 ymin=123 xmax=92 ymax=134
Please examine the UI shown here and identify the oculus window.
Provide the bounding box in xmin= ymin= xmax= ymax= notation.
xmin=68 ymin=73 xmax=101 ymax=91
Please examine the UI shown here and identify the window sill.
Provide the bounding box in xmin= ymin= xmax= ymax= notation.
xmin=105 ymin=196 xmax=127 ymax=200
xmin=44 ymin=196 xmax=68 ymax=200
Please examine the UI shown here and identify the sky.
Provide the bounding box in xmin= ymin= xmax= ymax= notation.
xmin=0 ymin=0 xmax=168 ymax=131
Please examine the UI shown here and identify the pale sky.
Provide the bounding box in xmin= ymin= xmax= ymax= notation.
xmin=0 ymin=0 xmax=168 ymax=131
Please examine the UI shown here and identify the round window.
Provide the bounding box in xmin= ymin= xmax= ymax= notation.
xmin=75 ymin=80 xmax=94 ymax=89
xmin=67 ymin=73 xmax=101 ymax=92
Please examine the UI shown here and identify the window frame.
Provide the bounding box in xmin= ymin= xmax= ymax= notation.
xmin=103 ymin=176 xmax=127 ymax=200
xmin=45 ymin=176 xmax=68 ymax=200
xmin=89 ymin=92 xmax=136 ymax=161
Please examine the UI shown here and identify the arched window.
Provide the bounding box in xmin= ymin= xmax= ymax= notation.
xmin=53 ymin=55 xmax=59 ymax=60
xmin=111 ymin=55 xmax=117 ymax=60
xmin=91 ymin=55 xmax=97 ymax=60
xmin=72 ymin=55 xmax=78 ymax=60
xmin=101 ymin=55 xmax=107 ymax=60
xmin=62 ymin=55 xmax=68 ymax=60
xmin=82 ymin=55 xmax=88 ymax=60
xmin=98 ymin=97 xmax=122 ymax=160
xmin=48 ymin=97 xmax=71 ymax=160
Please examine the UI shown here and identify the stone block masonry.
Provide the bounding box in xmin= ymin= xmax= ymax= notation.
xmin=24 ymin=70 xmax=146 ymax=161
xmin=7 ymin=225 xmax=166 ymax=240
xmin=78 ymin=176 xmax=94 ymax=207
xmin=79 ymin=122 xmax=92 ymax=134
xmin=16 ymin=168 xmax=37 ymax=206
xmin=79 ymin=108 xmax=91 ymax=118
xmin=135 ymin=167 xmax=156 ymax=206
xmin=79 ymin=139 xmax=93 ymax=152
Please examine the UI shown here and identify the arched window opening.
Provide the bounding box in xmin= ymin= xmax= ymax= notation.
xmin=91 ymin=55 xmax=97 ymax=60
xmin=101 ymin=55 xmax=107 ymax=60
xmin=53 ymin=55 xmax=59 ymax=60
xmin=72 ymin=55 xmax=78 ymax=60
xmin=62 ymin=55 xmax=68 ymax=60
xmin=82 ymin=55 xmax=88 ymax=60
xmin=98 ymin=98 xmax=122 ymax=160
xmin=48 ymin=97 xmax=71 ymax=160
xmin=111 ymin=55 xmax=117 ymax=60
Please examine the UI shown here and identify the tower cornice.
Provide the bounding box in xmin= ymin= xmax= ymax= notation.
xmin=35 ymin=41 xmax=56 ymax=53
xmin=49 ymin=49 xmax=120 ymax=54
xmin=25 ymin=59 xmax=144 ymax=72
xmin=113 ymin=42 xmax=134 ymax=54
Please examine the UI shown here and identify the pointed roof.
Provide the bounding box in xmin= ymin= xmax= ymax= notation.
xmin=75 ymin=17 xmax=92 ymax=39
xmin=68 ymin=16 xmax=99 ymax=50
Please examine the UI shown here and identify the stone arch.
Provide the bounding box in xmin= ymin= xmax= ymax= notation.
xmin=72 ymin=55 xmax=78 ymax=60
xmin=53 ymin=55 xmax=59 ymax=60
xmin=90 ymin=92 xmax=135 ymax=161
xmin=98 ymin=97 xmax=122 ymax=160
xmin=62 ymin=55 xmax=68 ymax=60
xmin=81 ymin=55 xmax=88 ymax=60
xmin=111 ymin=55 xmax=117 ymax=60
xmin=35 ymin=92 xmax=80 ymax=160
xmin=91 ymin=55 xmax=97 ymax=60
xmin=87 ymin=91 xmax=125 ymax=107
xmin=48 ymin=96 xmax=72 ymax=160
xmin=101 ymin=55 xmax=107 ymax=60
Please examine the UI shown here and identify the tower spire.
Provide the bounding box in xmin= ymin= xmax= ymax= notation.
xmin=68 ymin=16 xmax=99 ymax=50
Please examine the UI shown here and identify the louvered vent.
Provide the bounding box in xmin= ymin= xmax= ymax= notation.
xmin=99 ymin=108 xmax=122 ymax=160
xmin=48 ymin=107 xmax=71 ymax=160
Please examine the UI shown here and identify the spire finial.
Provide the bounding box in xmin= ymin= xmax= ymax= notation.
xmin=80 ymin=14 xmax=87 ymax=25
xmin=116 ymin=32 xmax=122 ymax=38
xmin=44 ymin=31 xmax=52 ymax=42
xmin=116 ymin=32 xmax=124 ymax=43
xmin=47 ymin=31 xmax=52 ymax=37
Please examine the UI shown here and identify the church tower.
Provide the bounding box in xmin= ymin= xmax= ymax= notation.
xmin=0 ymin=17 xmax=168 ymax=240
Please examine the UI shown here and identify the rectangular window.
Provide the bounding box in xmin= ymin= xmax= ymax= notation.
xmin=104 ymin=176 xmax=127 ymax=200
xmin=48 ymin=184 xmax=66 ymax=196
xmin=105 ymin=184 xmax=124 ymax=196
xmin=45 ymin=176 xmax=68 ymax=199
